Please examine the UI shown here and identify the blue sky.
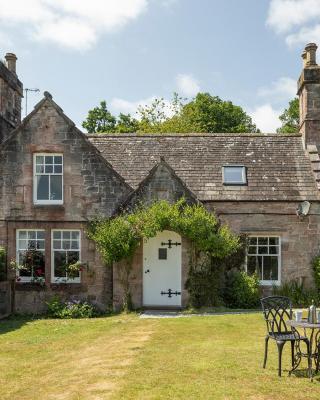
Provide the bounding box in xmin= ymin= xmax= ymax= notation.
xmin=0 ymin=0 xmax=319 ymax=132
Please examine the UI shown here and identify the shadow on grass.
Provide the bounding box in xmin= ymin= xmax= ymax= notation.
xmin=0 ymin=311 xmax=120 ymax=335
xmin=289 ymin=368 xmax=320 ymax=382
xmin=0 ymin=314 xmax=41 ymax=335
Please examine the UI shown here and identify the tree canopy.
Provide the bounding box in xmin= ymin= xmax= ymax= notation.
xmin=277 ymin=97 xmax=299 ymax=134
xmin=82 ymin=93 xmax=259 ymax=134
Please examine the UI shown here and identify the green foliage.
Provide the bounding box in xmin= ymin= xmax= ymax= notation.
xmin=116 ymin=113 xmax=140 ymax=133
xmin=89 ymin=199 xmax=240 ymax=265
xmin=46 ymin=296 xmax=97 ymax=319
xmin=82 ymin=100 xmax=117 ymax=133
xmin=0 ymin=246 xmax=6 ymax=281
xmin=223 ymin=271 xmax=260 ymax=309
xmin=273 ymin=280 xmax=320 ymax=307
xmin=82 ymin=92 xmax=259 ymax=134
xmin=186 ymin=256 xmax=224 ymax=308
xmin=311 ymin=255 xmax=320 ymax=292
xmin=137 ymin=93 xmax=259 ymax=134
xmin=277 ymin=97 xmax=299 ymax=134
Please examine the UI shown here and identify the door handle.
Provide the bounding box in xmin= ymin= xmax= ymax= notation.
xmin=144 ymin=269 xmax=150 ymax=274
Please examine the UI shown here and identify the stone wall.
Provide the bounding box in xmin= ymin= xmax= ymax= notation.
xmin=113 ymin=200 xmax=320 ymax=310
xmin=0 ymin=60 xmax=23 ymax=144
xmin=0 ymin=96 xmax=131 ymax=313
xmin=0 ymin=281 xmax=11 ymax=318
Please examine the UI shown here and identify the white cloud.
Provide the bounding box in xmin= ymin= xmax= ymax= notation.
xmin=176 ymin=73 xmax=200 ymax=97
xmin=286 ymin=24 xmax=320 ymax=47
xmin=267 ymin=0 xmax=320 ymax=47
xmin=249 ymin=104 xmax=281 ymax=133
xmin=110 ymin=96 xmax=174 ymax=119
xmin=0 ymin=0 xmax=148 ymax=51
xmin=258 ymin=77 xmax=297 ymax=101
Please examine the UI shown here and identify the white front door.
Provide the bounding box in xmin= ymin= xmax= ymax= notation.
xmin=143 ymin=230 xmax=182 ymax=307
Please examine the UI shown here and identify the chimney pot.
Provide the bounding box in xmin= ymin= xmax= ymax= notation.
xmin=5 ymin=52 xmax=17 ymax=74
xmin=302 ymin=50 xmax=307 ymax=67
xmin=305 ymin=43 xmax=317 ymax=66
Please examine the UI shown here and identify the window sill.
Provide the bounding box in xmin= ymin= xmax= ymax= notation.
xmin=33 ymin=204 xmax=65 ymax=209
xmin=15 ymin=282 xmax=46 ymax=291
xmin=50 ymin=283 xmax=87 ymax=293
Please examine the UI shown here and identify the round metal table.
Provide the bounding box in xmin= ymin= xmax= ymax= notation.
xmin=287 ymin=319 xmax=320 ymax=380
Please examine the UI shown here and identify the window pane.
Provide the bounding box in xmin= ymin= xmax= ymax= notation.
xmin=63 ymin=240 xmax=70 ymax=250
xmin=263 ymin=256 xmax=278 ymax=281
xmin=45 ymin=156 xmax=53 ymax=164
xmin=269 ymin=246 xmax=279 ymax=255
xmin=53 ymin=240 xmax=61 ymax=250
xmin=54 ymin=156 xmax=62 ymax=164
xmin=53 ymin=231 xmax=61 ymax=239
xmin=249 ymin=237 xmax=257 ymax=245
xmin=258 ymin=246 xmax=268 ymax=254
xmin=37 ymin=231 xmax=45 ymax=240
xmin=269 ymin=237 xmax=279 ymax=246
xmin=67 ymin=251 xmax=79 ymax=265
xmin=223 ymin=167 xmax=245 ymax=183
xmin=18 ymin=239 xmax=27 ymax=249
xmin=36 ymin=155 xmax=44 ymax=164
xmin=50 ymin=175 xmax=62 ymax=200
xmin=71 ymin=240 xmax=79 ymax=249
xmin=54 ymin=165 xmax=62 ymax=174
xmin=27 ymin=240 xmax=37 ymax=249
xmin=71 ymin=231 xmax=79 ymax=240
xmin=258 ymin=237 xmax=268 ymax=245
xmin=37 ymin=175 xmax=49 ymax=200
xmin=45 ymin=165 xmax=53 ymax=174
xmin=37 ymin=240 xmax=45 ymax=250
xmin=36 ymin=165 xmax=44 ymax=173
xmin=18 ymin=231 xmax=27 ymax=239
xmin=63 ymin=231 xmax=70 ymax=240
xmin=28 ymin=231 xmax=36 ymax=239
xmin=54 ymin=251 xmax=67 ymax=278
xmin=247 ymin=256 xmax=262 ymax=279
xmin=247 ymin=246 xmax=256 ymax=255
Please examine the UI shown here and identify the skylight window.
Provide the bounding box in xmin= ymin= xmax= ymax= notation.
xmin=223 ymin=166 xmax=247 ymax=185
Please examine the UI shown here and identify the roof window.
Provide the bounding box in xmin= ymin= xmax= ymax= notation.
xmin=222 ymin=166 xmax=247 ymax=185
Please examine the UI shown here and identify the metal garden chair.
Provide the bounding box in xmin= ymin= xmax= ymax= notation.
xmin=261 ymin=296 xmax=308 ymax=377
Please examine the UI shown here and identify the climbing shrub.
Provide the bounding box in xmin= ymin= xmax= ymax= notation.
xmin=224 ymin=270 xmax=260 ymax=309
xmin=0 ymin=247 xmax=6 ymax=281
xmin=89 ymin=199 xmax=240 ymax=310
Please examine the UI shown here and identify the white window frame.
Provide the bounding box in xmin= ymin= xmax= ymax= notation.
xmin=16 ymin=229 xmax=46 ymax=283
xmin=246 ymin=235 xmax=281 ymax=286
xmin=222 ymin=165 xmax=247 ymax=185
xmin=33 ymin=153 xmax=63 ymax=205
xmin=51 ymin=229 xmax=81 ymax=284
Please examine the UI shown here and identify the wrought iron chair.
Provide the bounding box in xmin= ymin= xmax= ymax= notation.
xmin=261 ymin=296 xmax=308 ymax=377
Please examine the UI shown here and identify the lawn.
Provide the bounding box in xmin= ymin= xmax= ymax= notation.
xmin=0 ymin=313 xmax=319 ymax=400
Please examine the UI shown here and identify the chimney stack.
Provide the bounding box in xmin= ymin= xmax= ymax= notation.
xmin=5 ymin=53 xmax=17 ymax=74
xmin=298 ymin=43 xmax=320 ymax=149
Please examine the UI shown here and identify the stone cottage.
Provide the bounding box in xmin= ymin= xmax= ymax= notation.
xmin=1 ymin=43 xmax=320 ymax=313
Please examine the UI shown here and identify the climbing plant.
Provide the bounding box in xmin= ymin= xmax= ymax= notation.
xmin=88 ymin=199 xmax=240 ymax=310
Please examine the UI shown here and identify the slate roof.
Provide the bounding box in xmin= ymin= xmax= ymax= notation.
xmin=87 ymin=133 xmax=319 ymax=201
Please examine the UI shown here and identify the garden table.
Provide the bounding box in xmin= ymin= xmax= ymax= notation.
xmin=287 ymin=319 xmax=320 ymax=381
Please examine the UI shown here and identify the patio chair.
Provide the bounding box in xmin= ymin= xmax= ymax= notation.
xmin=261 ymin=296 xmax=308 ymax=377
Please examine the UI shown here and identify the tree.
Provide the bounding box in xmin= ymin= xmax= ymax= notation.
xmin=82 ymin=101 xmax=116 ymax=133
xmin=115 ymin=113 xmax=139 ymax=133
xmin=137 ymin=93 xmax=258 ymax=133
xmin=277 ymin=97 xmax=299 ymax=134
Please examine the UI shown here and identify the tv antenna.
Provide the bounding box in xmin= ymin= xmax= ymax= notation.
xmin=24 ymin=88 xmax=40 ymax=116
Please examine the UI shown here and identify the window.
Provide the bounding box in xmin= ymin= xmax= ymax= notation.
xmin=34 ymin=154 xmax=63 ymax=204
xmin=52 ymin=230 xmax=81 ymax=283
xmin=246 ymin=236 xmax=281 ymax=285
xmin=223 ymin=166 xmax=247 ymax=185
xmin=16 ymin=230 xmax=45 ymax=283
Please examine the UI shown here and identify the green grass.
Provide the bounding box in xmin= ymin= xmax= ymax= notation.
xmin=0 ymin=313 xmax=319 ymax=399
